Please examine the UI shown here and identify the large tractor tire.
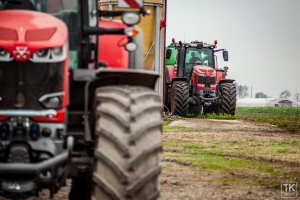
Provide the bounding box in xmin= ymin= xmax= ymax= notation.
xmin=92 ymin=85 xmax=162 ymax=200
xmin=220 ymin=83 xmax=237 ymax=115
xmin=170 ymin=81 xmax=189 ymax=116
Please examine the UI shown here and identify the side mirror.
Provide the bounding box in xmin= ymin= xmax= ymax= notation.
xmin=223 ymin=50 xmax=229 ymax=61
xmin=196 ymin=42 xmax=203 ymax=49
xmin=166 ymin=49 xmax=172 ymax=59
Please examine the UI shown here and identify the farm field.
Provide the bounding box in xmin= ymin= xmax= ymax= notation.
xmin=1 ymin=107 xmax=299 ymax=200
xmin=160 ymin=107 xmax=300 ymax=199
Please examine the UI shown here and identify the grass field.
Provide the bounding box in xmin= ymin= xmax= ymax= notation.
xmin=162 ymin=107 xmax=300 ymax=198
xmin=193 ymin=107 xmax=300 ymax=133
xmin=235 ymin=107 xmax=300 ymax=133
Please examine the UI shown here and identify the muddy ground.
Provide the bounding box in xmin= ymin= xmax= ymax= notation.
xmin=1 ymin=118 xmax=299 ymax=200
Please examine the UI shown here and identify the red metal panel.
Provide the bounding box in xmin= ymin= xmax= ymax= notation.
xmin=98 ymin=20 xmax=129 ymax=69
xmin=166 ymin=66 xmax=176 ymax=82
xmin=0 ymin=27 xmax=18 ymax=41
xmin=25 ymin=27 xmax=57 ymax=42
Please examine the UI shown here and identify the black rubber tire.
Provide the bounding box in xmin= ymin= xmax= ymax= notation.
xmin=220 ymin=83 xmax=237 ymax=115
xmin=170 ymin=81 xmax=189 ymax=117
xmin=91 ymin=85 xmax=162 ymax=200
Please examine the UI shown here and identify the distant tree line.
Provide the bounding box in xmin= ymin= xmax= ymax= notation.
xmin=279 ymin=90 xmax=300 ymax=102
xmin=236 ymin=85 xmax=299 ymax=101
xmin=255 ymin=92 xmax=268 ymax=98
xmin=237 ymin=85 xmax=249 ymax=99
xmin=237 ymin=84 xmax=269 ymax=99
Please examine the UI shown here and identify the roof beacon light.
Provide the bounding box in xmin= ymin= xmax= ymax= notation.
xmin=214 ymin=40 xmax=218 ymax=45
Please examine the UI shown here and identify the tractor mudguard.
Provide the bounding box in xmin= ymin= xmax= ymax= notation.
xmin=95 ymin=68 xmax=159 ymax=89
xmin=172 ymin=77 xmax=189 ymax=84
xmin=219 ymin=79 xmax=235 ymax=85
xmin=73 ymin=68 xmax=159 ymax=89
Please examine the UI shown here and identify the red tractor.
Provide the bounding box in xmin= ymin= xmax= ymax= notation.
xmin=0 ymin=0 xmax=162 ymax=199
xmin=165 ymin=40 xmax=236 ymax=116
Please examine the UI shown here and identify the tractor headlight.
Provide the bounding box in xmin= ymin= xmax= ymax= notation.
xmin=30 ymin=44 xmax=67 ymax=63
xmin=125 ymin=42 xmax=137 ymax=52
xmin=53 ymin=46 xmax=63 ymax=56
xmin=0 ymin=48 xmax=13 ymax=62
xmin=36 ymin=49 xmax=49 ymax=58
xmin=122 ymin=12 xmax=140 ymax=26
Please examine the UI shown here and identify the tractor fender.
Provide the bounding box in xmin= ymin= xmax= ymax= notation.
xmin=93 ymin=68 xmax=159 ymax=89
xmin=218 ymin=79 xmax=235 ymax=85
xmin=72 ymin=68 xmax=159 ymax=114
xmin=165 ymin=65 xmax=176 ymax=83
xmin=171 ymin=77 xmax=189 ymax=84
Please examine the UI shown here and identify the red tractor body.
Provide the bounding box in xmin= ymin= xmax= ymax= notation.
xmin=98 ymin=19 xmax=129 ymax=69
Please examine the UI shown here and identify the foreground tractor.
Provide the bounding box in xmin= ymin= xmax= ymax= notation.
xmin=164 ymin=40 xmax=236 ymax=116
xmin=0 ymin=0 xmax=162 ymax=199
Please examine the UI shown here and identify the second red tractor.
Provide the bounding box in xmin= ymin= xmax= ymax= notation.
xmin=165 ymin=40 xmax=236 ymax=116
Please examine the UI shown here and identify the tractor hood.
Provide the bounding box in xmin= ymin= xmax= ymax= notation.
xmin=0 ymin=10 xmax=67 ymax=62
xmin=193 ymin=65 xmax=216 ymax=77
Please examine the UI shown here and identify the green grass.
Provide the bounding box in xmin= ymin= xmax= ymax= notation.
xmin=163 ymin=150 xmax=283 ymax=175
xmin=163 ymin=138 xmax=300 ymax=188
xmin=197 ymin=113 xmax=236 ymax=120
xmin=236 ymin=107 xmax=300 ymax=115
xmin=235 ymin=107 xmax=300 ymax=133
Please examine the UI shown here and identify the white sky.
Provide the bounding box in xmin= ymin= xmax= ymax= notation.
xmin=166 ymin=0 xmax=300 ymax=98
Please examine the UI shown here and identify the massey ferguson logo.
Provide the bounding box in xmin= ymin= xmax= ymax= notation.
xmin=13 ymin=46 xmax=30 ymax=60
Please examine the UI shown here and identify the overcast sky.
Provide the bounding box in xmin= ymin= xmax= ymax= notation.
xmin=166 ymin=0 xmax=300 ymax=98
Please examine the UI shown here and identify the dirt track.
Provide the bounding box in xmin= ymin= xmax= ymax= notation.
xmin=160 ymin=118 xmax=300 ymax=200
xmin=1 ymin=118 xmax=299 ymax=200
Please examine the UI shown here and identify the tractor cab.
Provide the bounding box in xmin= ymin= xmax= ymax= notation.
xmin=183 ymin=45 xmax=214 ymax=78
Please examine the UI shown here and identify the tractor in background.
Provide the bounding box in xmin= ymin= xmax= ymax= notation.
xmin=164 ymin=39 xmax=236 ymax=116
xmin=0 ymin=0 xmax=162 ymax=199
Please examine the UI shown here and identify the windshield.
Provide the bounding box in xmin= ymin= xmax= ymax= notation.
xmin=185 ymin=47 xmax=214 ymax=67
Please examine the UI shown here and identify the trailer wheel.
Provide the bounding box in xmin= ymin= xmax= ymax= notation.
xmin=91 ymin=85 xmax=162 ymax=200
xmin=170 ymin=81 xmax=189 ymax=116
xmin=221 ymin=83 xmax=236 ymax=115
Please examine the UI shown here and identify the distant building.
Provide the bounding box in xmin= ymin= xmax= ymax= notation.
xmin=237 ymin=98 xmax=298 ymax=108
xmin=267 ymin=98 xmax=297 ymax=108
